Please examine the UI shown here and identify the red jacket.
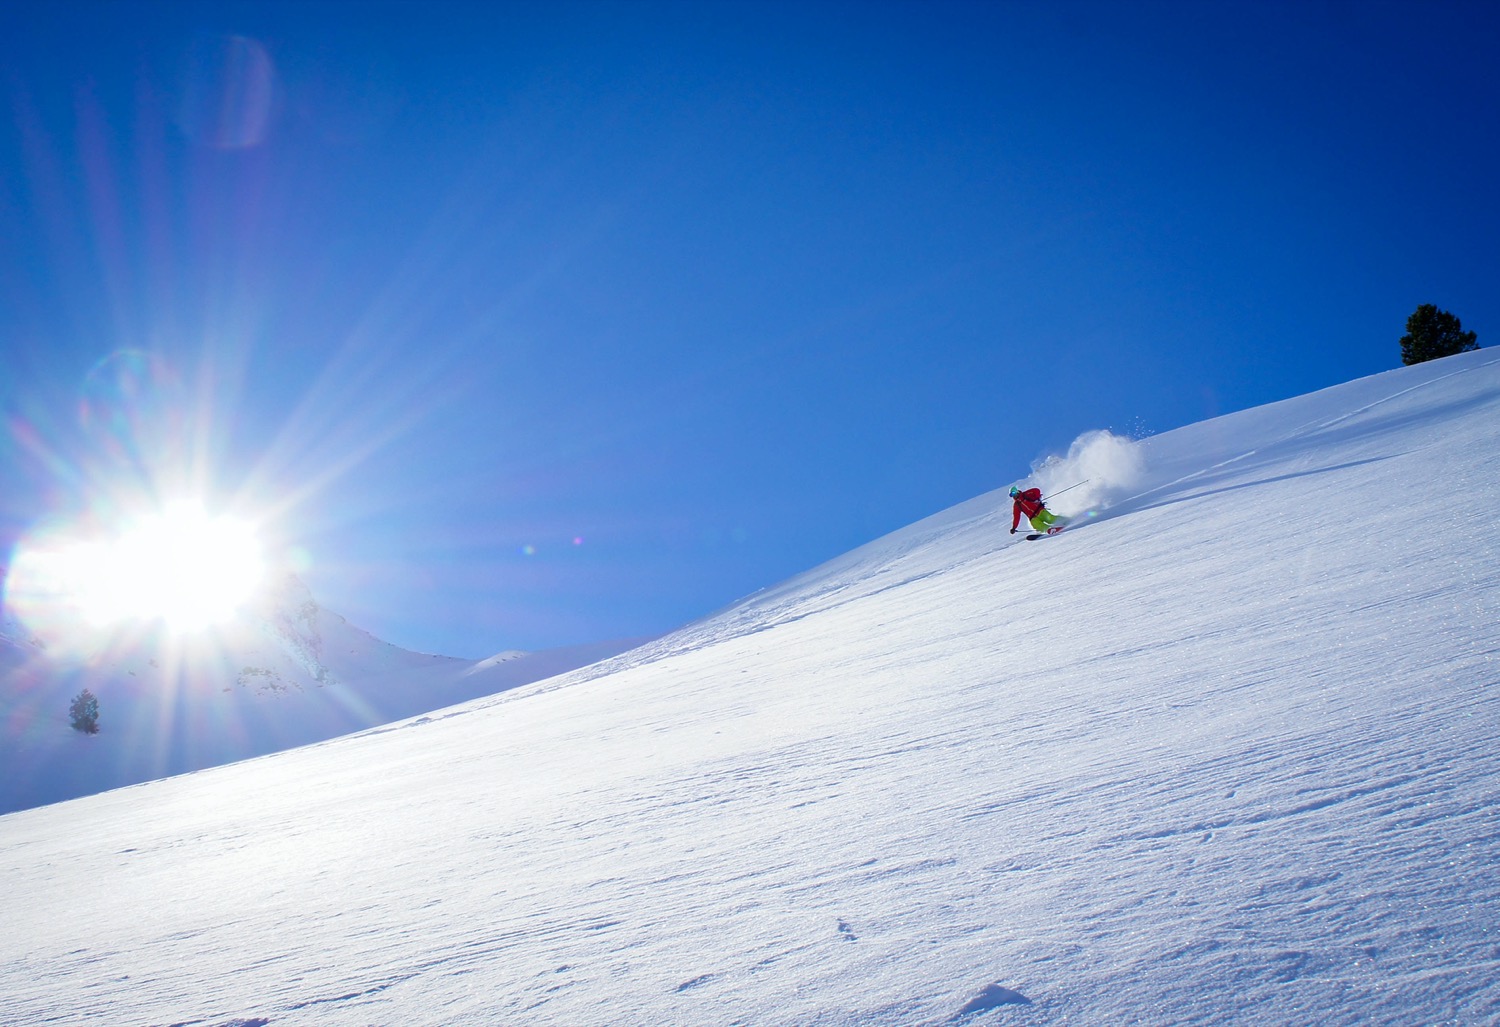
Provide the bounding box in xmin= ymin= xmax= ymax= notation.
xmin=1011 ymin=488 xmax=1045 ymax=530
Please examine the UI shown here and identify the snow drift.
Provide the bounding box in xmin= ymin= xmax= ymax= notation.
xmin=2 ymin=350 xmax=1498 ymax=1026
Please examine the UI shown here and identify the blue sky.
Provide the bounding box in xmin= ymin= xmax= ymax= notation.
xmin=2 ymin=0 xmax=1497 ymax=657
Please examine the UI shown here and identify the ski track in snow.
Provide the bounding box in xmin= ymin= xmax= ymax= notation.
xmin=3 ymin=352 xmax=1500 ymax=1025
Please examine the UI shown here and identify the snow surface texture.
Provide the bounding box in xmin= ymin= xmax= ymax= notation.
xmin=0 ymin=572 xmax=641 ymax=814
xmin=3 ymin=351 xmax=1498 ymax=1026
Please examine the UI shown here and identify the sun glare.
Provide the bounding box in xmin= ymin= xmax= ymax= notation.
xmin=9 ymin=502 xmax=267 ymax=638
xmin=97 ymin=504 xmax=265 ymax=630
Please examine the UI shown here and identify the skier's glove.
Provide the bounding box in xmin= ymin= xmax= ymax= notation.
xmin=1009 ymin=528 xmax=1016 ymax=534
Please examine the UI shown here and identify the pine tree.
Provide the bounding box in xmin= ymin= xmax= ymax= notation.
xmin=69 ymin=689 xmax=100 ymax=734
xmin=1401 ymin=304 xmax=1479 ymax=366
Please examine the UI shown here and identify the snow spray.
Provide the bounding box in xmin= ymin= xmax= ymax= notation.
xmin=1029 ymin=430 xmax=1145 ymax=515
xmin=1043 ymin=479 xmax=1089 ymax=502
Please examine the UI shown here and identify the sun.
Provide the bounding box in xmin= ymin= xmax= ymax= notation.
xmin=8 ymin=501 xmax=267 ymax=639
xmin=88 ymin=503 xmax=266 ymax=631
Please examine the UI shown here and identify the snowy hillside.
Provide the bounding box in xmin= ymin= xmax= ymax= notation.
xmin=0 ymin=571 xmax=643 ymax=814
xmin=2 ymin=351 xmax=1498 ymax=1026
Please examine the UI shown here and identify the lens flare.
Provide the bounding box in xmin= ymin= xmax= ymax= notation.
xmin=178 ymin=35 xmax=278 ymax=150
xmin=77 ymin=348 xmax=186 ymax=469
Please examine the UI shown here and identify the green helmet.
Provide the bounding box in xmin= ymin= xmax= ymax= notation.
xmin=1009 ymin=486 xmax=1021 ymax=497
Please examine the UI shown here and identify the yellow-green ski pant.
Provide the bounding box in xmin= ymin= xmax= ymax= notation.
xmin=1029 ymin=509 xmax=1066 ymax=532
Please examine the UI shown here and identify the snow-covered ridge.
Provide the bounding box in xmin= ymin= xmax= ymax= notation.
xmin=0 ymin=566 xmax=644 ymax=814
xmin=2 ymin=350 xmax=1498 ymax=1026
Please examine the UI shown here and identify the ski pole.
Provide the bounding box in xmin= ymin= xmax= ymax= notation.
xmin=1043 ymin=479 xmax=1089 ymax=501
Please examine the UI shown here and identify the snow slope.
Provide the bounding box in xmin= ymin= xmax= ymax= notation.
xmin=0 ymin=572 xmax=643 ymax=814
xmin=2 ymin=351 xmax=1498 ymax=1026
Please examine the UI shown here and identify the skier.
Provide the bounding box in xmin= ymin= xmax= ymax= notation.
xmin=1009 ymin=485 xmax=1068 ymax=536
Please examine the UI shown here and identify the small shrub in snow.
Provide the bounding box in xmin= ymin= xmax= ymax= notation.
xmin=69 ymin=689 xmax=100 ymax=734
